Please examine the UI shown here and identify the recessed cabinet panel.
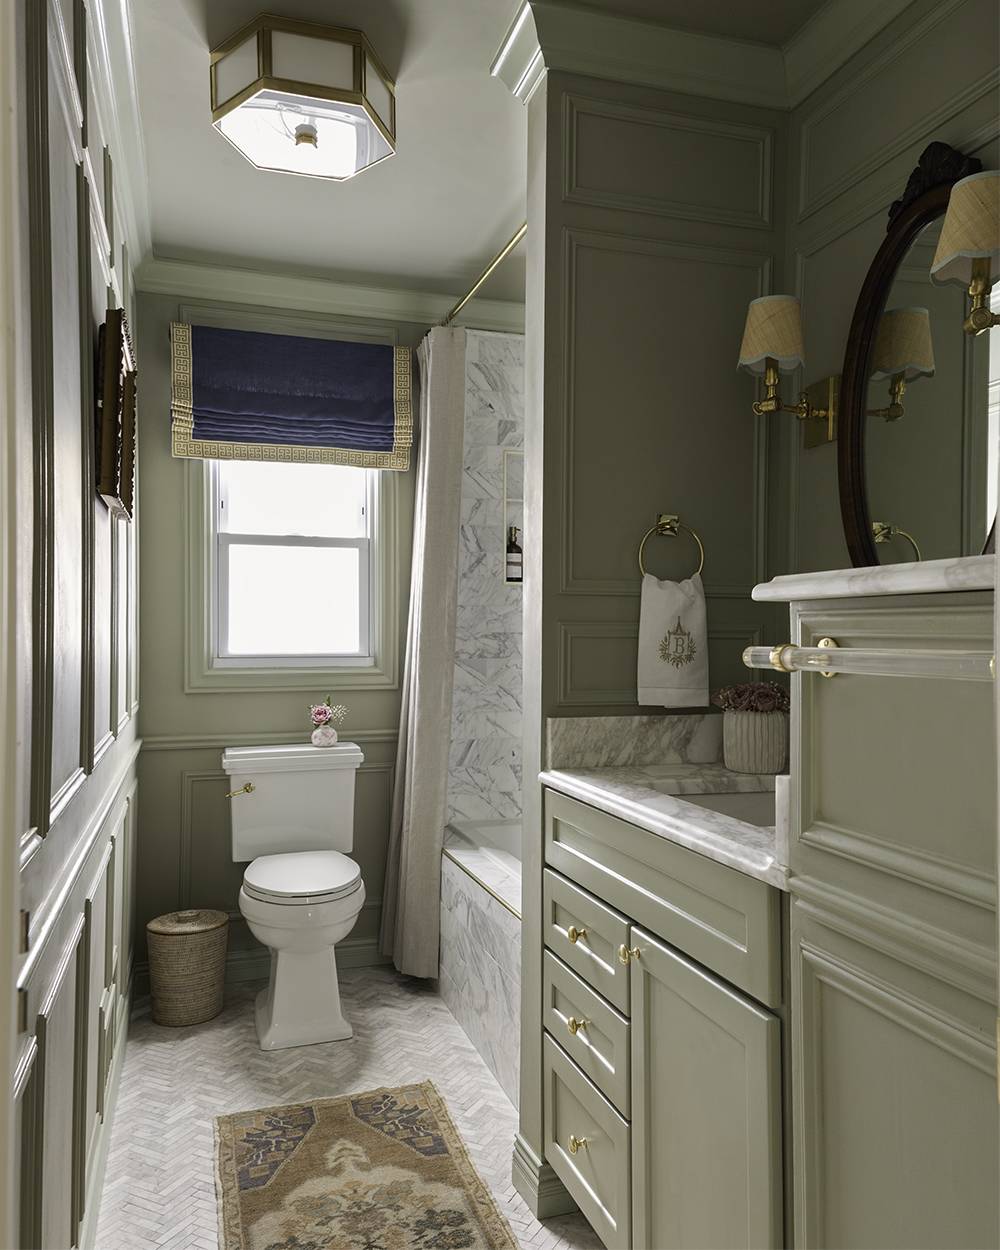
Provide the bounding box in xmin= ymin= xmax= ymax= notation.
xmin=630 ymin=925 xmax=782 ymax=1250
xmin=543 ymin=1034 xmax=631 ymax=1250
xmin=543 ymin=868 xmax=630 ymax=1012
xmin=791 ymin=905 xmax=998 ymax=1250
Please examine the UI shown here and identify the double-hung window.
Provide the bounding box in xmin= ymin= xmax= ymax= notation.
xmin=211 ymin=459 xmax=375 ymax=667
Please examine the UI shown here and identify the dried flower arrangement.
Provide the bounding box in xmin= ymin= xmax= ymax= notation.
xmin=309 ymin=697 xmax=348 ymax=747
xmin=712 ymin=682 xmax=789 ymax=714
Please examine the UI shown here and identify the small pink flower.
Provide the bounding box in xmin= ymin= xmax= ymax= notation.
xmin=310 ymin=704 xmax=333 ymax=726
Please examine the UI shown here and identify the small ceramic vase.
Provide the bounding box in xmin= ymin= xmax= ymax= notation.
xmin=310 ymin=725 xmax=339 ymax=748
xmin=723 ymin=710 xmax=788 ymax=774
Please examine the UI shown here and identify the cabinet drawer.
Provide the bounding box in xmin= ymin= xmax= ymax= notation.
xmin=544 ymin=869 xmax=630 ymax=1013
xmin=546 ymin=789 xmax=781 ymax=1008
xmin=544 ymin=950 xmax=630 ymax=1116
xmin=544 ymin=1033 xmax=631 ymax=1250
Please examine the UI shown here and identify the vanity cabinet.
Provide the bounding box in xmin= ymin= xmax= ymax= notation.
xmin=769 ymin=583 xmax=999 ymax=1248
xmin=540 ymin=790 xmax=784 ymax=1250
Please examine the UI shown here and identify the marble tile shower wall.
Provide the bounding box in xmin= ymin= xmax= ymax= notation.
xmin=447 ymin=330 xmax=525 ymax=824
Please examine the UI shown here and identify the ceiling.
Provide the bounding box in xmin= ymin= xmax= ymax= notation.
xmin=567 ymin=0 xmax=829 ymax=46
xmin=131 ymin=0 xmax=833 ymax=307
xmin=132 ymin=0 xmax=529 ymax=302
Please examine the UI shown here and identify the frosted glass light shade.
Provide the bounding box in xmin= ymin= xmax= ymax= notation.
xmin=930 ymin=170 xmax=1000 ymax=285
xmin=210 ymin=16 xmax=395 ymax=181
xmin=870 ymin=307 xmax=935 ymax=380
xmin=738 ymin=295 xmax=805 ymax=375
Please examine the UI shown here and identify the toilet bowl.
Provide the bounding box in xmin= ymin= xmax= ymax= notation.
xmin=239 ymin=849 xmax=365 ymax=1049
xmin=222 ymin=742 xmax=365 ymax=1050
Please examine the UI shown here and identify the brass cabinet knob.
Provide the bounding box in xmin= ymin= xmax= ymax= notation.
xmin=568 ymin=1134 xmax=589 ymax=1155
xmin=566 ymin=1015 xmax=589 ymax=1036
xmin=566 ymin=925 xmax=587 ymax=945
xmin=225 ymin=781 xmax=255 ymax=799
xmin=618 ymin=943 xmax=641 ymax=965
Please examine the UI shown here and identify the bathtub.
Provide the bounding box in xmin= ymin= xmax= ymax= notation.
xmin=439 ymin=818 xmax=522 ymax=1104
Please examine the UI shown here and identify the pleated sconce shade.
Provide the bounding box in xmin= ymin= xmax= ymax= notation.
xmin=931 ymin=170 xmax=1000 ymax=285
xmin=870 ymin=307 xmax=935 ymax=380
xmin=738 ymin=295 xmax=805 ymax=375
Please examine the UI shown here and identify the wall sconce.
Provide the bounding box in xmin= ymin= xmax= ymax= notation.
xmin=930 ymin=170 xmax=999 ymax=335
xmin=867 ymin=307 xmax=934 ymax=421
xmin=737 ymin=295 xmax=837 ymax=446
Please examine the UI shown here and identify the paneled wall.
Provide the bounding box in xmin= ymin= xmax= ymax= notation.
xmin=135 ymin=291 xmax=422 ymax=983
xmin=772 ymin=0 xmax=999 ymax=573
xmin=8 ymin=0 xmax=141 ymax=1245
xmin=518 ymin=62 xmax=789 ymax=1195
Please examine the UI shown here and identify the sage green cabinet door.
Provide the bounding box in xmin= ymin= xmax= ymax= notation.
xmin=630 ymin=926 xmax=782 ymax=1250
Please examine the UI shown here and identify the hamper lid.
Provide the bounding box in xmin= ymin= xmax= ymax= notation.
xmin=147 ymin=909 xmax=229 ymax=935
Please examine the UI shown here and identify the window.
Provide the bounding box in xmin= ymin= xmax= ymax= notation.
xmin=210 ymin=460 xmax=376 ymax=667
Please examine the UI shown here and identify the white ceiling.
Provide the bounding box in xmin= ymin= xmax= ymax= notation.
xmin=131 ymin=0 xmax=833 ymax=307
xmin=132 ymin=0 xmax=530 ymax=301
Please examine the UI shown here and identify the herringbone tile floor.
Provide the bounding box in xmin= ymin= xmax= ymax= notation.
xmin=96 ymin=968 xmax=603 ymax=1250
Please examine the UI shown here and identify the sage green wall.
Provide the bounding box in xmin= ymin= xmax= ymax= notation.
xmin=771 ymin=0 xmax=999 ymax=574
xmin=135 ymin=291 xmax=422 ymax=978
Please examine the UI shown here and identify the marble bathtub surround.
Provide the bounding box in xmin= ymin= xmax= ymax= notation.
xmin=443 ymin=827 xmax=521 ymax=918
xmin=540 ymin=766 xmax=788 ymax=889
xmin=439 ymin=856 xmax=521 ymax=1105
xmin=546 ymin=713 xmax=723 ymax=769
xmin=752 ymin=553 xmax=994 ymax=602
xmin=447 ymin=330 xmax=525 ymax=825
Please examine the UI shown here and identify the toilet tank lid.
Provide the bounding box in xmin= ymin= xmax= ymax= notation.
xmin=221 ymin=742 xmax=364 ymax=775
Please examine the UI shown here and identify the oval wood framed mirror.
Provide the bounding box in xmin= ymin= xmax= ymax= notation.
xmin=838 ymin=141 xmax=995 ymax=566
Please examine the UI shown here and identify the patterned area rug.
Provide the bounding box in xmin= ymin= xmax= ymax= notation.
xmin=215 ymin=1080 xmax=519 ymax=1250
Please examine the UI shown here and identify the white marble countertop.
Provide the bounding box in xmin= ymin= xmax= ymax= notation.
xmin=540 ymin=764 xmax=789 ymax=890
xmin=752 ymin=554 xmax=994 ymax=603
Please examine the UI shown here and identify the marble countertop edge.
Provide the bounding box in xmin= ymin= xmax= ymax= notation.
xmin=752 ymin=555 xmax=994 ymax=603
xmin=540 ymin=768 xmax=789 ymax=891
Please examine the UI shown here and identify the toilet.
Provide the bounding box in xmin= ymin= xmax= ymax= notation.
xmin=222 ymin=741 xmax=365 ymax=1050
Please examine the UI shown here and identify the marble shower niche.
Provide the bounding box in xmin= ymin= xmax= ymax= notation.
xmin=447 ymin=330 xmax=525 ymax=825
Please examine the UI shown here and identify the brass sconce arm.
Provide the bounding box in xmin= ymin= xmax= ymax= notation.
xmin=963 ymin=259 xmax=1000 ymax=335
xmin=751 ymin=358 xmax=835 ymax=425
xmin=866 ymin=373 xmax=907 ymax=422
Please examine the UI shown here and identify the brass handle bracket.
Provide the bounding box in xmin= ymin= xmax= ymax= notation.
xmin=225 ymin=781 xmax=255 ymax=798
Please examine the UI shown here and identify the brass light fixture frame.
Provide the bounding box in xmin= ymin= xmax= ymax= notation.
xmin=209 ymin=14 xmax=396 ymax=171
xmin=963 ymin=257 xmax=1000 ymax=335
xmin=754 ymin=357 xmax=839 ymax=449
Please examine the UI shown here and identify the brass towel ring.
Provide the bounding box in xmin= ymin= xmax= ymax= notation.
xmin=872 ymin=520 xmax=921 ymax=562
xmin=637 ymin=513 xmax=705 ymax=578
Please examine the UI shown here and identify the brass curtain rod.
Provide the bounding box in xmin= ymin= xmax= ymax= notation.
xmin=441 ymin=222 xmax=527 ymax=326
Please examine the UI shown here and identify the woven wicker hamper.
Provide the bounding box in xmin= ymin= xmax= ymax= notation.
xmin=147 ymin=909 xmax=229 ymax=1026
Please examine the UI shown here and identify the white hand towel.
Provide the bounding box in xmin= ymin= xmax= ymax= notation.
xmin=637 ymin=571 xmax=709 ymax=707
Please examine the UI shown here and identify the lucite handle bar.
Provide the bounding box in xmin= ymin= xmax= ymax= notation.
xmin=743 ymin=640 xmax=995 ymax=682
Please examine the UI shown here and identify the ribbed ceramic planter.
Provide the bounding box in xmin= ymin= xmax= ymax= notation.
xmin=722 ymin=710 xmax=788 ymax=774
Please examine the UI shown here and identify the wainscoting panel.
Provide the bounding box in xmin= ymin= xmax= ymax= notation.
xmin=564 ymin=93 xmax=773 ymax=229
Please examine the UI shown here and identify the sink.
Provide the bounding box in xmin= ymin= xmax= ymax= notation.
xmin=671 ymin=791 xmax=776 ymax=827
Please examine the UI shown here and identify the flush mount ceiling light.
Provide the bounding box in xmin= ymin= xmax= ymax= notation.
xmin=209 ymin=15 xmax=396 ymax=180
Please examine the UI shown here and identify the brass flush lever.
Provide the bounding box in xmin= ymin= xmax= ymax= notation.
xmin=226 ymin=781 xmax=255 ymax=798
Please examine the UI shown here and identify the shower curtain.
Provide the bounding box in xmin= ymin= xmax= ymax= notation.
xmin=380 ymin=326 xmax=466 ymax=978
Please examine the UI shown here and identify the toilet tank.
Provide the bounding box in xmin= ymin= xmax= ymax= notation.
xmin=222 ymin=742 xmax=364 ymax=862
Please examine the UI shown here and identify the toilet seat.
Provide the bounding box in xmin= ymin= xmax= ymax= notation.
xmin=243 ymin=850 xmax=362 ymax=906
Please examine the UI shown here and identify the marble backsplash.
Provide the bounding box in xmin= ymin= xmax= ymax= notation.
xmin=447 ymin=330 xmax=525 ymax=824
xmin=546 ymin=713 xmax=723 ymax=769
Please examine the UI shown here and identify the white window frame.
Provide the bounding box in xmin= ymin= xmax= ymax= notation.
xmin=211 ymin=462 xmax=375 ymax=668
xmin=184 ymin=458 xmax=400 ymax=693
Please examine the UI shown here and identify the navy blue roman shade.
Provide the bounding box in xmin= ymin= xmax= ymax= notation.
xmin=169 ymin=322 xmax=413 ymax=470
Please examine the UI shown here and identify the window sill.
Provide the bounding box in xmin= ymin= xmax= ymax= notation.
xmin=184 ymin=658 xmax=397 ymax=694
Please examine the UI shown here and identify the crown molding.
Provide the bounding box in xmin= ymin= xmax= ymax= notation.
xmin=492 ymin=0 xmax=918 ymax=112
xmin=134 ymin=256 xmax=526 ymax=332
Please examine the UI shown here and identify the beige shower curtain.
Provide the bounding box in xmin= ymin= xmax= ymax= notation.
xmin=380 ymin=326 xmax=466 ymax=978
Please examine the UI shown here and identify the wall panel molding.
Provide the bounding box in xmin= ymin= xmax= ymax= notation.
xmin=558 ymin=227 xmax=772 ymax=597
xmin=797 ymin=0 xmax=993 ymax=221
xmin=563 ymin=93 xmax=773 ymax=230
xmin=142 ymin=728 xmax=399 ymax=752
